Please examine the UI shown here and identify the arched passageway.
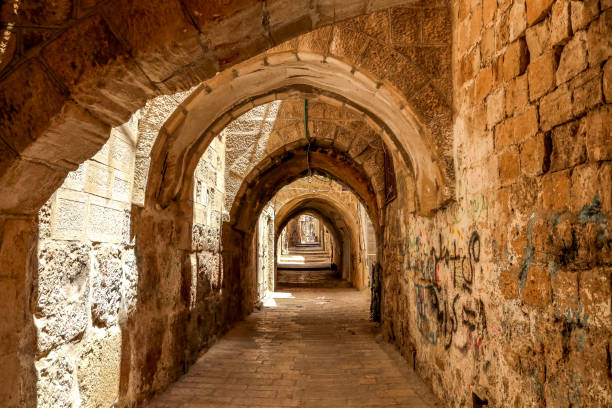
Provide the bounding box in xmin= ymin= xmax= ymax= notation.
xmin=1 ymin=2 xmax=611 ymax=408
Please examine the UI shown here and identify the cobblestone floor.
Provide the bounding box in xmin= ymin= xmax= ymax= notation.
xmin=148 ymin=287 xmax=440 ymax=407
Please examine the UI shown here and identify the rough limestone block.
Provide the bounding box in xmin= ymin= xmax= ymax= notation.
xmin=522 ymin=264 xmax=552 ymax=306
xmin=121 ymin=250 xmax=139 ymax=316
xmin=586 ymin=9 xmax=612 ymax=66
xmin=585 ymin=105 xmax=612 ymax=161
xmin=498 ymin=146 xmax=520 ymax=186
xmin=36 ymin=350 xmax=77 ymax=408
xmin=539 ymin=83 xmax=573 ymax=130
xmin=503 ymin=38 xmax=529 ymax=81
xmin=571 ymin=0 xmax=600 ymax=31
xmin=36 ymin=243 xmax=90 ymax=353
xmin=556 ymin=31 xmax=588 ymax=84
xmin=604 ymin=59 xmax=612 ymax=103
xmin=526 ymin=18 xmax=550 ymax=58
xmin=528 ymin=51 xmax=557 ymax=100
xmin=526 ymin=0 xmax=555 ymax=25
xmin=520 ymin=133 xmax=548 ymax=177
xmin=550 ymin=118 xmax=587 ymax=171
xmin=550 ymin=0 xmax=571 ymax=46
xmin=509 ymin=1 xmax=527 ymax=42
xmin=78 ymin=328 xmax=121 ymax=408
xmin=542 ymin=169 xmax=571 ymax=211
xmin=92 ymin=247 xmax=123 ymax=327
xmin=487 ymin=87 xmax=506 ymax=128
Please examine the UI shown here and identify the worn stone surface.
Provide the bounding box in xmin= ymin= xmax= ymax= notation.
xmin=78 ymin=328 xmax=121 ymax=408
xmin=36 ymin=243 xmax=90 ymax=353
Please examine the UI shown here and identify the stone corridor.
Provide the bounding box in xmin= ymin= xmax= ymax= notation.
xmin=148 ymin=287 xmax=440 ymax=408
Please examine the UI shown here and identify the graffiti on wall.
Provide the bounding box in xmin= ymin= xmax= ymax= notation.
xmin=408 ymin=231 xmax=487 ymax=352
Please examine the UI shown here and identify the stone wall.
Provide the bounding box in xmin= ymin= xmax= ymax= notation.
xmin=35 ymin=119 xmax=139 ymax=408
xmin=381 ymin=1 xmax=611 ymax=406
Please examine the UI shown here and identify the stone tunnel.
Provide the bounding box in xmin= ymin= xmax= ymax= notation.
xmin=0 ymin=0 xmax=610 ymax=407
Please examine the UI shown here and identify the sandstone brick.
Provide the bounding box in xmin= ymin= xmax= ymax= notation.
xmin=570 ymin=68 xmax=603 ymax=116
xmin=526 ymin=0 xmax=555 ymax=25
xmin=487 ymin=87 xmax=506 ymax=127
xmin=584 ymin=105 xmax=612 ymax=161
xmin=556 ymin=31 xmax=588 ymax=84
xmin=604 ymin=58 xmax=612 ymax=102
xmin=78 ymin=328 xmax=122 ymax=408
xmin=542 ymin=169 xmax=571 ymax=211
xmin=103 ymin=0 xmax=205 ymax=83
xmin=41 ymin=15 xmax=157 ymax=126
xmin=474 ymin=66 xmax=493 ymax=102
xmin=0 ymin=218 xmax=33 ymax=278
xmin=499 ymin=146 xmax=521 ymax=185
xmin=550 ymin=0 xmax=571 ymax=46
xmin=529 ymin=51 xmax=557 ymax=100
xmin=514 ymin=104 xmax=540 ymax=142
xmin=481 ymin=25 xmax=496 ymax=63
xmin=506 ymin=74 xmax=529 ymax=115
xmin=539 ymin=83 xmax=573 ymax=130
xmin=520 ymin=133 xmax=549 ymax=176
xmin=551 ymin=268 xmax=579 ymax=315
xmin=586 ymin=9 xmax=612 ymax=66
xmin=570 ymin=162 xmax=599 ymax=212
xmin=469 ymin=4 xmax=483 ymax=46
xmin=509 ymin=1 xmax=528 ymax=42
xmin=571 ymin=0 xmax=600 ymax=32
xmin=495 ymin=11 xmax=511 ymax=51
xmin=495 ymin=119 xmax=514 ymax=148
xmin=580 ymin=267 xmax=611 ymax=328
xmin=423 ymin=7 xmax=451 ymax=44
xmin=526 ymin=18 xmax=550 ymax=58
xmin=522 ymin=264 xmax=552 ymax=307
xmin=483 ymin=0 xmax=497 ymax=25
xmin=503 ymin=38 xmax=529 ymax=81
xmin=550 ymin=118 xmax=586 ymax=171
xmin=390 ymin=7 xmax=422 ymax=44
xmin=36 ymin=351 xmax=77 ymax=408
xmin=499 ymin=268 xmax=519 ymax=299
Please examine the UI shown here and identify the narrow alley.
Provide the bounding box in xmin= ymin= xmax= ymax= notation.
xmin=149 ymin=287 xmax=440 ymax=408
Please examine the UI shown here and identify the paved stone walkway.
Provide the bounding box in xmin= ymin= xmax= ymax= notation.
xmin=148 ymin=288 xmax=440 ymax=407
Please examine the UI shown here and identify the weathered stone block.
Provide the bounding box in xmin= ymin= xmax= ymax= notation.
xmin=483 ymin=0 xmax=497 ymax=25
xmin=503 ymin=38 xmax=529 ymax=81
xmin=487 ymin=87 xmax=506 ymax=128
xmin=520 ymin=133 xmax=549 ymax=176
xmin=499 ymin=268 xmax=520 ymax=299
xmin=570 ymin=67 xmax=603 ymax=116
xmin=550 ymin=0 xmax=571 ymax=46
xmin=509 ymin=1 xmax=527 ymax=42
xmin=423 ymin=7 xmax=451 ymax=44
xmin=526 ymin=0 xmax=554 ymax=25
xmin=580 ymin=267 xmax=611 ymax=327
xmin=474 ymin=66 xmax=493 ymax=102
xmin=469 ymin=4 xmax=483 ymax=46
xmin=506 ymin=74 xmax=529 ymax=115
xmin=103 ymin=0 xmax=206 ymax=83
xmin=0 ymin=59 xmax=67 ymax=154
xmin=542 ymin=169 xmax=571 ymax=211
xmin=529 ymin=51 xmax=557 ymax=100
xmin=481 ymin=25 xmax=496 ymax=63
xmin=78 ymin=328 xmax=122 ymax=408
xmin=499 ymin=146 xmax=521 ymax=186
xmin=571 ymin=0 xmax=600 ymax=31
xmin=390 ymin=7 xmax=422 ymax=44
xmin=92 ymin=247 xmax=123 ymax=327
xmin=36 ymin=243 xmax=90 ymax=353
xmin=526 ymin=18 xmax=550 ymax=57
xmin=41 ymin=15 xmax=157 ymax=126
xmin=570 ymin=162 xmax=598 ymax=213
xmin=550 ymin=118 xmax=586 ymax=171
xmin=585 ymin=105 xmax=612 ymax=161
xmin=522 ymin=264 xmax=552 ymax=307
xmin=586 ymin=9 xmax=612 ymax=66
xmin=36 ymin=350 xmax=77 ymax=408
xmin=556 ymin=31 xmax=588 ymax=84
xmin=539 ymin=84 xmax=573 ymax=130
xmin=551 ymin=268 xmax=578 ymax=314
xmin=0 ymin=218 xmax=33 ymax=278
xmin=604 ymin=58 xmax=612 ymax=103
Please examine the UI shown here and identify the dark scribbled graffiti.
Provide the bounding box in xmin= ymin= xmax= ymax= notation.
xmin=409 ymin=231 xmax=487 ymax=351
